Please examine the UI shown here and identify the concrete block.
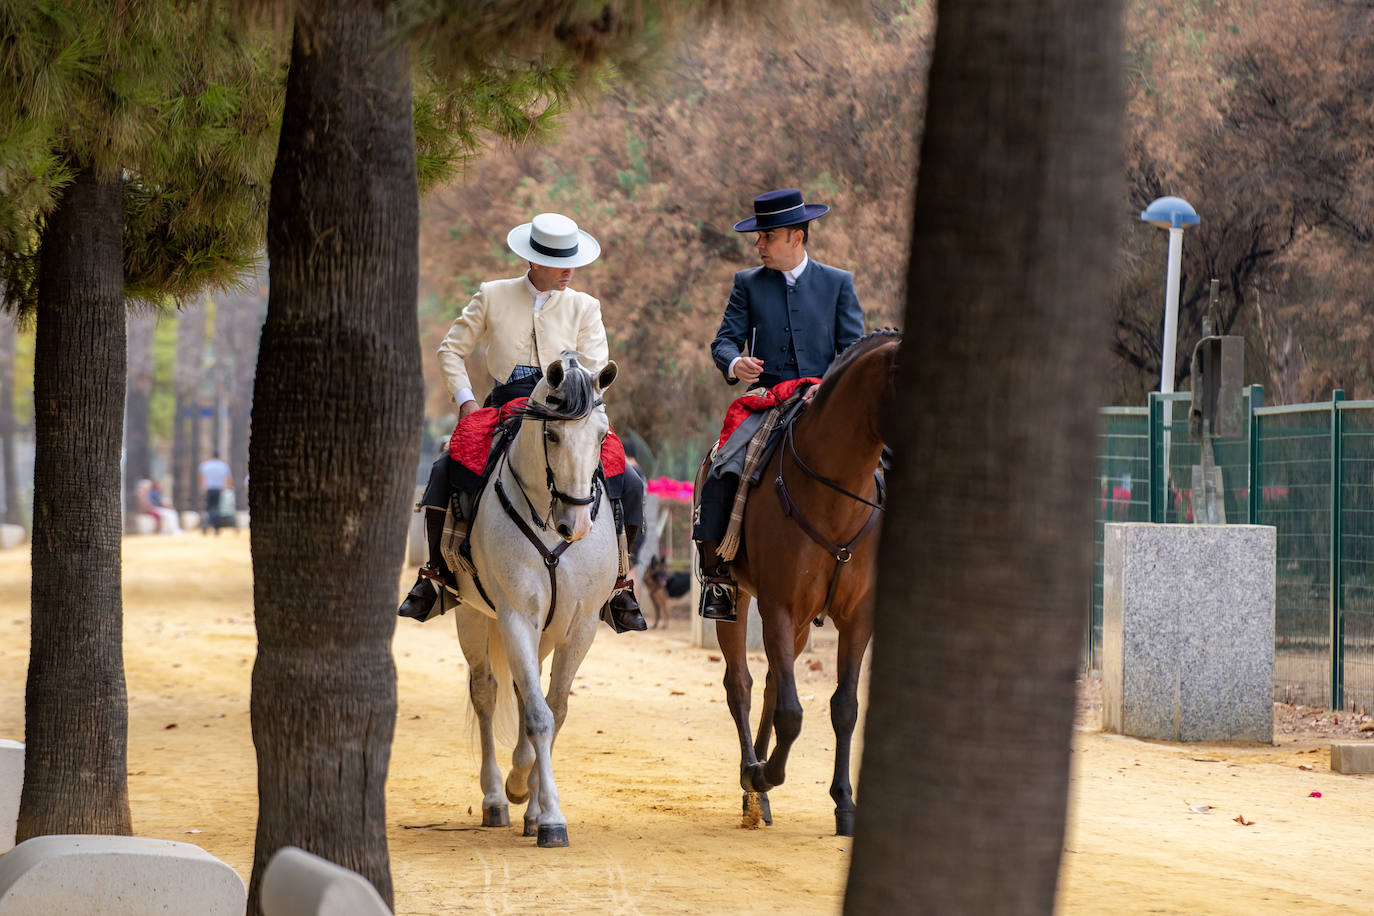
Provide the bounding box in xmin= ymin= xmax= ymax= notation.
xmin=1330 ymin=743 xmax=1374 ymax=774
xmin=0 ymin=740 xmax=20 ymax=853
xmin=133 ymin=514 xmax=157 ymax=535
xmin=235 ymin=510 xmax=250 ymax=529
xmin=0 ymin=835 xmax=245 ymax=915
xmin=181 ymin=511 xmax=202 ymax=531
xmin=261 ymin=846 xmax=391 ymax=916
xmin=1102 ymin=523 xmax=1275 ymax=743
xmin=0 ymin=525 xmax=24 ymax=550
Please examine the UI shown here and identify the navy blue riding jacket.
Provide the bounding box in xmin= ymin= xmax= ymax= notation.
xmin=710 ymin=259 xmax=864 ymax=389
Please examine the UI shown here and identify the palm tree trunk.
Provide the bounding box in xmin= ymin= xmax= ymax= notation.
xmin=844 ymin=0 xmax=1123 ymax=912
xmin=172 ymin=299 xmax=206 ymax=510
xmin=245 ymin=1 xmax=420 ymax=910
xmin=18 ymin=166 xmax=132 ymax=840
xmin=221 ymin=281 xmax=264 ymax=501
xmin=124 ymin=309 xmax=157 ymax=533
xmin=0 ymin=312 xmax=23 ymax=527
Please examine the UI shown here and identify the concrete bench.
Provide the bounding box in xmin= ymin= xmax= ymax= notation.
xmin=261 ymin=846 xmax=391 ymax=916
xmin=132 ymin=514 xmax=158 ymax=535
xmin=0 ymin=740 xmax=20 ymax=853
xmin=0 ymin=835 xmax=245 ymax=914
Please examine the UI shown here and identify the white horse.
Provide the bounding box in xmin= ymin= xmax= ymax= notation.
xmin=449 ymin=351 xmax=620 ymax=847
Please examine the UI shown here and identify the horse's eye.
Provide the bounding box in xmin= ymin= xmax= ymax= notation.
xmin=546 ymin=431 xmax=560 ymax=444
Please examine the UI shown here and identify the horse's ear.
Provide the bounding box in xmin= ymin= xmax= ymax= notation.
xmin=597 ymin=360 xmax=618 ymax=391
xmin=545 ymin=359 xmax=565 ymax=390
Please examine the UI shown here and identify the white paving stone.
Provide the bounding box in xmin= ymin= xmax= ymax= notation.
xmin=261 ymin=846 xmax=391 ymax=916
xmin=0 ymin=740 xmax=20 ymax=853
xmin=0 ymin=525 xmax=23 ymax=550
xmin=0 ymin=835 xmax=245 ymax=915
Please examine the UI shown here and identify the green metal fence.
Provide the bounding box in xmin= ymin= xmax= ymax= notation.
xmin=1091 ymin=388 xmax=1374 ymax=713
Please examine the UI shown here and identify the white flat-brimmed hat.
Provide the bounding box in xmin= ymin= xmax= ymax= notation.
xmin=506 ymin=213 xmax=601 ymax=268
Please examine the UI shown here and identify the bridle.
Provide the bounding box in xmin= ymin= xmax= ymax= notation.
xmin=773 ymin=419 xmax=884 ymax=618
xmin=502 ymin=396 xmax=606 ymax=531
xmin=491 ymin=396 xmax=606 ymax=630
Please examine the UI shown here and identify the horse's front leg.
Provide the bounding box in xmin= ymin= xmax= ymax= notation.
xmin=829 ymin=617 xmax=872 ymax=837
xmin=758 ymin=603 xmax=802 ymax=792
xmin=716 ymin=615 xmax=763 ymax=797
xmin=531 ymin=614 xmax=597 ymax=830
xmin=500 ymin=616 xmax=567 ymax=847
xmin=456 ymin=611 xmax=509 ymax=828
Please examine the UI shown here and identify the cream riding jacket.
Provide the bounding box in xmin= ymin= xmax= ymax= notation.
xmin=436 ymin=274 xmax=610 ymax=405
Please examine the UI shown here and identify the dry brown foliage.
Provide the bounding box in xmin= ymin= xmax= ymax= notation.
xmin=417 ymin=0 xmax=931 ymax=473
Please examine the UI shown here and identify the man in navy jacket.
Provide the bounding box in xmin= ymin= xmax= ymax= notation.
xmin=694 ymin=188 xmax=865 ymax=620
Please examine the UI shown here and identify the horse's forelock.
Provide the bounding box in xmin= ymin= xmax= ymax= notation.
xmin=525 ymin=361 xmax=598 ymax=422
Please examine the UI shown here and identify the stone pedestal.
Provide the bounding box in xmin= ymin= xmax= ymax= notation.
xmin=1102 ymin=523 xmax=1275 ymax=743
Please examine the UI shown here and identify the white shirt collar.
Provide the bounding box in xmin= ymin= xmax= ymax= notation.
xmin=524 ymin=273 xmax=554 ymax=311
xmin=783 ymin=252 xmax=809 ymax=286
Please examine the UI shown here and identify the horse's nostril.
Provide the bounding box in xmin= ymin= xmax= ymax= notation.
xmin=557 ymin=523 xmax=572 ymax=539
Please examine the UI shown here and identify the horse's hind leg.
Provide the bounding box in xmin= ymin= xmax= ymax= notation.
xmin=508 ymin=686 xmax=534 ymax=808
xmin=457 ymin=611 xmax=509 ymax=827
xmin=829 ymin=617 xmax=872 ymax=837
xmin=716 ymin=617 xmax=762 ymax=794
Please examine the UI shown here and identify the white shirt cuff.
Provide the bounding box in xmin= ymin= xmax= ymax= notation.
xmin=727 ymin=357 xmax=740 ymax=380
xmin=456 ymin=388 xmax=476 ymax=409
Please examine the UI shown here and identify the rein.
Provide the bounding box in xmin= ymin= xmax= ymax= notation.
xmin=774 ymin=420 xmax=884 ymax=617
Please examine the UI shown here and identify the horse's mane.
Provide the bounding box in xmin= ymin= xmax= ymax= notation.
xmin=813 ymin=327 xmax=902 ymax=399
xmin=517 ymin=355 xmax=601 ymax=423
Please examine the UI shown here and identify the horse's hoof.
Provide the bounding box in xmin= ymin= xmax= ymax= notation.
xmin=523 ymin=815 xmax=538 ymax=837
xmin=741 ymin=792 xmax=773 ymax=828
xmin=482 ymin=805 xmax=509 ymax=828
xmin=744 ymin=764 xmax=773 ymax=794
xmin=834 ymin=808 xmax=854 ymax=837
xmin=537 ymin=824 xmax=569 ymax=847
xmin=505 ymin=779 xmax=529 ymax=805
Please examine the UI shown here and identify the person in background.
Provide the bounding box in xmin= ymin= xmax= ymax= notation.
xmin=198 ymin=452 xmax=232 ymax=535
xmin=694 ymin=188 xmax=864 ymax=621
xmin=147 ymin=479 xmax=182 ymax=534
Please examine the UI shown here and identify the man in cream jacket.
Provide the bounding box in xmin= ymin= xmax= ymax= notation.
xmin=399 ymin=212 xmax=647 ymax=632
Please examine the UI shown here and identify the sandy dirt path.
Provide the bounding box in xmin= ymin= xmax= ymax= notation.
xmin=1 ymin=536 xmax=1372 ymax=914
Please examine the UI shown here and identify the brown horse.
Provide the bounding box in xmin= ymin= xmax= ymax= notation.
xmin=715 ymin=328 xmax=898 ymax=837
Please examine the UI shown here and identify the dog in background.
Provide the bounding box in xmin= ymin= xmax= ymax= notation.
xmin=644 ymin=554 xmax=691 ymax=628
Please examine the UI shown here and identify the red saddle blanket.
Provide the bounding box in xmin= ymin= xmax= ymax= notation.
xmin=716 ymin=377 xmax=819 ymax=450
xmin=448 ymin=397 xmax=626 ymax=477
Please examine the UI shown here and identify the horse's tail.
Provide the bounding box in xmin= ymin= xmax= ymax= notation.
xmin=486 ymin=619 xmax=522 ymax=748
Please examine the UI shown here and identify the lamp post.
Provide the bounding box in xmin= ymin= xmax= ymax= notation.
xmin=1140 ymin=196 xmax=1199 ymax=516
